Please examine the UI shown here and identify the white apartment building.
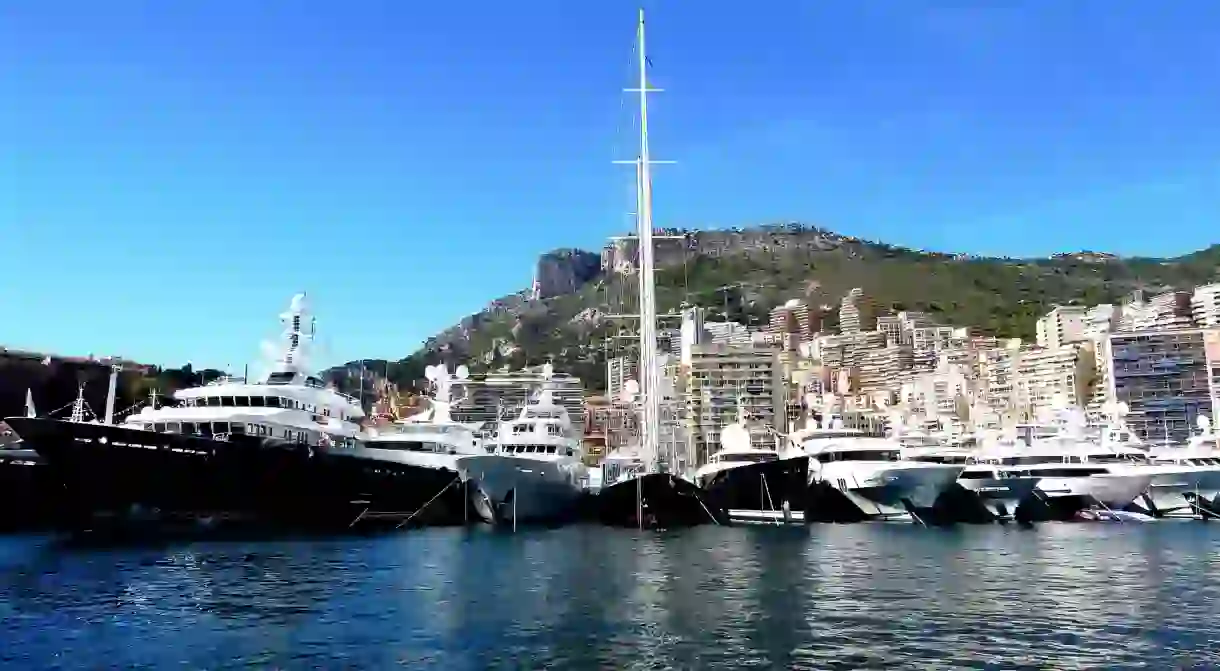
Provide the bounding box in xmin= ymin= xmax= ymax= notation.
xmin=1013 ymin=343 xmax=1094 ymax=421
xmin=1035 ymin=305 xmax=1088 ymax=349
xmin=1193 ymin=283 xmax=1220 ymax=328
xmin=839 ymin=288 xmax=879 ymax=334
xmin=1127 ymin=290 xmax=1195 ymax=331
xmin=684 ymin=343 xmax=784 ymax=464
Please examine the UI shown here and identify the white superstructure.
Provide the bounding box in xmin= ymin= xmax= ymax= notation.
xmin=123 ymin=294 xmax=365 ymax=449
xmin=357 ymin=364 xmax=485 ymax=470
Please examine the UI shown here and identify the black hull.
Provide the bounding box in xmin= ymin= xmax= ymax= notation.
xmin=0 ymin=448 xmax=72 ymax=532
xmin=597 ymin=473 xmax=728 ymax=529
xmin=323 ymin=452 xmax=475 ymax=528
xmin=4 ymin=417 xmax=475 ymax=534
xmin=701 ymin=456 xmax=809 ymax=524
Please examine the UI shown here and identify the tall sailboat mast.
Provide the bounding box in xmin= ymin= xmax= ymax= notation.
xmin=633 ymin=8 xmax=662 ymax=472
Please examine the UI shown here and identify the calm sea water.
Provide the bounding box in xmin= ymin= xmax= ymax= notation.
xmin=1 ymin=523 xmax=1218 ymax=669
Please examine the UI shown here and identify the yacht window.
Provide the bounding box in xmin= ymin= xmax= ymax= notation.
xmin=200 ymin=423 xmax=214 ymax=438
xmin=166 ymin=422 xmax=180 ymax=433
xmin=266 ymin=397 xmax=281 ymax=409
xmin=566 ymin=448 xmax=574 ymax=457
xmin=266 ymin=372 xmax=294 ymax=385
xmin=959 ymin=470 xmax=995 ymax=479
xmin=721 ymin=453 xmax=777 ymax=463
xmin=822 ymin=450 xmax=899 ymax=462
xmin=213 ymin=422 xmax=230 ymax=435
xmin=1000 ymin=456 xmax=1053 ymax=466
xmin=1090 ymin=454 xmax=1135 ymax=464
xmin=547 ymin=425 xmax=563 ymax=437
xmin=153 ymin=422 xmax=167 ymax=433
xmin=547 ymin=446 xmax=557 ymax=454
xmin=236 ymin=396 xmax=250 ymax=407
xmin=230 ymin=423 xmax=245 ymax=435
xmin=1013 ymin=467 xmax=1109 ymax=477
xmin=249 ymin=396 xmax=264 ymax=407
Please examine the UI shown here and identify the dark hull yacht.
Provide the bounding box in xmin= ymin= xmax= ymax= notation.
xmin=596 ymin=471 xmax=726 ymax=529
xmin=2 ymin=417 xmax=346 ymax=534
xmin=700 ymin=455 xmax=809 ymax=524
xmin=3 ymin=294 xmax=454 ymax=537
xmin=0 ymin=444 xmax=71 ymax=532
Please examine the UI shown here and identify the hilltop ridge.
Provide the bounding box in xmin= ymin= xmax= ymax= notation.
xmin=323 ymin=223 xmax=1220 ymax=395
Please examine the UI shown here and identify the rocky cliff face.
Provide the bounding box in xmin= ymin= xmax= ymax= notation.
xmin=534 ymin=248 xmax=601 ymax=299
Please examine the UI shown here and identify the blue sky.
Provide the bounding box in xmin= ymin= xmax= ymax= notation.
xmin=3 ymin=1 xmax=1219 ymax=370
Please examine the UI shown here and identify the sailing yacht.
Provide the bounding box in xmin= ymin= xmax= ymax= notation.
xmin=457 ymin=364 xmax=587 ymax=526
xmin=327 ymin=364 xmax=488 ymax=527
xmin=595 ymin=10 xmax=727 ymax=529
xmin=5 ymin=293 xmax=369 ymax=532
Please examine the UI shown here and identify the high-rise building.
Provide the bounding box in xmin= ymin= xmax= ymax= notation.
xmin=1192 ymin=283 xmax=1220 ymax=328
xmin=684 ymin=343 xmax=784 ymax=464
xmin=769 ymin=299 xmax=813 ymax=337
xmin=1127 ymin=290 xmax=1195 ymax=331
xmin=1013 ymin=343 xmax=1094 ymax=421
xmin=839 ymin=288 xmax=878 ymax=334
xmin=1035 ymin=305 xmax=1088 ymax=349
xmin=606 ymin=355 xmax=637 ymax=402
xmin=1104 ymin=328 xmax=1220 ymax=444
xmin=452 ymin=370 xmax=587 ymax=436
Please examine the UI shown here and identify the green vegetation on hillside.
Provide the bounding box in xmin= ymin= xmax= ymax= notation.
xmin=323 ymin=231 xmax=1220 ymax=396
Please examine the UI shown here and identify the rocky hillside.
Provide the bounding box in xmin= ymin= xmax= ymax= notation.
xmin=324 ymin=223 xmax=1220 ymax=395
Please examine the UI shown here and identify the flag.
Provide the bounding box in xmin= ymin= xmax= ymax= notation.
xmin=645 ymin=56 xmax=654 ymax=69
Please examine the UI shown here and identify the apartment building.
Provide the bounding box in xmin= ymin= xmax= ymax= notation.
xmin=1035 ymin=305 xmax=1088 ymax=349
xmin=1104 ymin=328 xmax=1220 ymax=444
xmin=605 ymin=355 xmax=637 ymax=402
xmin=857 ymin=344 xmax=913 ymax=394
xmin=1193 ymin=283 xmax=1220 ymax=328
xmin=839 ymin=288 xmax=879 ymax=334
xmin=769 ymin=298 xmax=822 ymax=340
xmin=1013 ymin=343 xmax=1094 ymax=421
xmin=452 ymin=370 xmax=587 ymax=436
xmin=1128 ymin=291 xmax=1195 ymax=331
xmin=684 ymin=343 xmax=784 ymax=464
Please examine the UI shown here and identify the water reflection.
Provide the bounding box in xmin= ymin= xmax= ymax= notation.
xmin=1 ymin=523 xmax=1218 ymax=668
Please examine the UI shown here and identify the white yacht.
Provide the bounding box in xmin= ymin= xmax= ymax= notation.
xmin=457 ymin=364 xmax=587 ymax=526
xmin=803 ymin=418 xmax=965 ymax=522
xmin=963 ymin=421 xmax=1153 ymax=520
xmin=1094 ymin=414 xmax=1220 ymax=518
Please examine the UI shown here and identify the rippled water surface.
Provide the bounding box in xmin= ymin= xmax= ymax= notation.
xmin=2 ymin=523 xmax=1219 ymax=669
